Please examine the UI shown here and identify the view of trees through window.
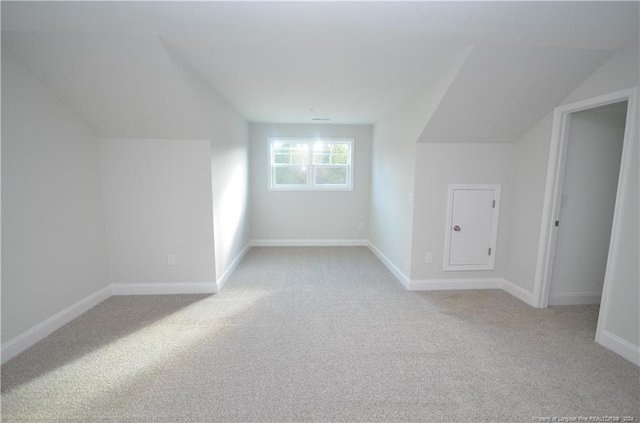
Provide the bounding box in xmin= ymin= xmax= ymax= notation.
xmin=270 ymin=139 xmax=353 ymax=189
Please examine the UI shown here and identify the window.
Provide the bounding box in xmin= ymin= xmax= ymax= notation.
xmin=269 ymin=138 xmax=353 ymax=191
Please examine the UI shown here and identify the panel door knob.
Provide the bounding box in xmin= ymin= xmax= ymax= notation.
xmin=453 ymin=225 xmax=461 ymax=232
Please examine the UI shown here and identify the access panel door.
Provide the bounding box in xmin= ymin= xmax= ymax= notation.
xmin=444 ymin=185 xmax=501 ymax=271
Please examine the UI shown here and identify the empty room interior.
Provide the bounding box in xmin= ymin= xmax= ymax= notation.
xmin=1 ymin=1 xmax=639 ymax=422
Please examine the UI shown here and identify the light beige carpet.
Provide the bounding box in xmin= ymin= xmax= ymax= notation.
xmin=2 ymin=247 xmax=639 ymax=422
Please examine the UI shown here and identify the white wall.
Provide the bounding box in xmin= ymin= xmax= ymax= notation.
xmin=163 ymin=42 xmax=251 ymax=281
xmin=505 ymin=45 xmax=639 ymax=355
xmin=583 ymin=46 xmax=640 ymax=347
xmin=99 ymin=138 xmax=216 ymax=286
xmin=504 ymin=114 xmax=553 ymax=293
xmin=550 ymin=103 xmax=627 ymax=303
xmin=507 ymin=46 xmax=639 ymax=294
xmin=211 ymin=139 xmax=250 ymax=280
xmin=249 ymin=124 xmax=372 ymax=241
xmin=603 ymin=138 xmax=638 ymax=346
xmin=1 ymin=34 xmax=250 ymax=360
xmin=369 ymin=112 xmax=417 ymax=276
xmin=563 ymin=46 xmax=640 ymax=105
xmin=411 ymin=143 xmax=513 ymax=280
xmin=562 ymin=46 xmax=640 ymax=349
xmin=562 ymin=45 xmax=639 ymax=353
xmin=1 ymin=52 xmax=109 ymax=342
xmin=369 ymin=50 xmax=470 ymax=278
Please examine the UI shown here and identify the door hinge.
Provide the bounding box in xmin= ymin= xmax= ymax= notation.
xmin=555 ymin=221 xmax=560 ymax=227
xmin=488 ymin=247 xmax=492 ymax=256
xmin=492 ymin=200 xmax=495 ymax=208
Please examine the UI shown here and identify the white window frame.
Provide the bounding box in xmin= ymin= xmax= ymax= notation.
xmin=268 ymin=137 xmax=354 ymax=191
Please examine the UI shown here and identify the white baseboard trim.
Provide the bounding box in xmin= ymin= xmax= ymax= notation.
xmin=408 ymin=278 xmax=503 ymax=291
xmin=401 ymin=276 xmax=535 ymax=306
xmin=501 ymin=279 xmax=535 ymax=306
xmin=367 ymin=242 xmax=411 ymax=289
xmin=549 ymin=291 xmax=602 ymax=306
xmin=4 ymin=245 xmax=632 ymax=368
xmin=1 ymin=285 xmax=112 ymax=364
xmin=1 ymin=245 xmax=255 ymax=364
xmin=597 ymin=330 xmax=640 ymax=366
xmin=217 ymin=242 xmax=251 ymax=291
xmin=111 ymin=282 xmax=217 ymax=295
xmin=251 ymin=239 xmax=369 ymax=247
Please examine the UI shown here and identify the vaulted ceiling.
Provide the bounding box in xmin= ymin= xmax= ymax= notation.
xmin=2 ymin=2 xmax=638 ymax=138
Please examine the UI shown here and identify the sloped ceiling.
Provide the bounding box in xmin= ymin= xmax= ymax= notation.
xmin=417 ymin=44 xmax=613 ymax=144
xmin=2 ymin=1 xmax=638 ymax=131
xmin=2 ymin=31 xmax=212 ymax=139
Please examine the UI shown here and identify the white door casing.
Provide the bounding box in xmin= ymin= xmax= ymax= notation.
xmin=444 ymin=184 xmax=501 ymax=271
xmin=534 ymin=88 xmax=638 ymax=309
xmin=532 ymin=87 xmax=638 ymax=365
xmin=549 ymin=103 xmax=626 ymax=305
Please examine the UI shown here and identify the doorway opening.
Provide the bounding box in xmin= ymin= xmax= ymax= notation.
xmin=532 ymin=88 xmax=638 ymax=362
xmin=548 ymin=101 xmax=627 ymax=306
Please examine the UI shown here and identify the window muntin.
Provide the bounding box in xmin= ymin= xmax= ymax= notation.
xmin=269 ymin=138 xmax=353 ymax=191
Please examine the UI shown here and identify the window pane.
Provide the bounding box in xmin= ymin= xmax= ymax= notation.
xmin=313 ymin=143 xmax=331 ymax=154
xmin=275 ymin=166 xmax=307 ymax=185
xmin=329 ymin=144 xmax=349 ymax=164
xmin=291 ymin=152 xmax=309 ymax=164
xmin=274 ymin=154 xmax=290 ymax=164
xmin=270 ymin=139 xmax=352 ymax=190
xmin=273 ymin=144 xmax=290 ymax=155
xmin=274 ymin=143 xmax=307 ymax=154
xmin=330 ymin=154 xmax=348 ymax=165
xmin=314 ymin=167 xmax=347 ymax=185
xmin=313 ymin=153 xmax=330 ymax=165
